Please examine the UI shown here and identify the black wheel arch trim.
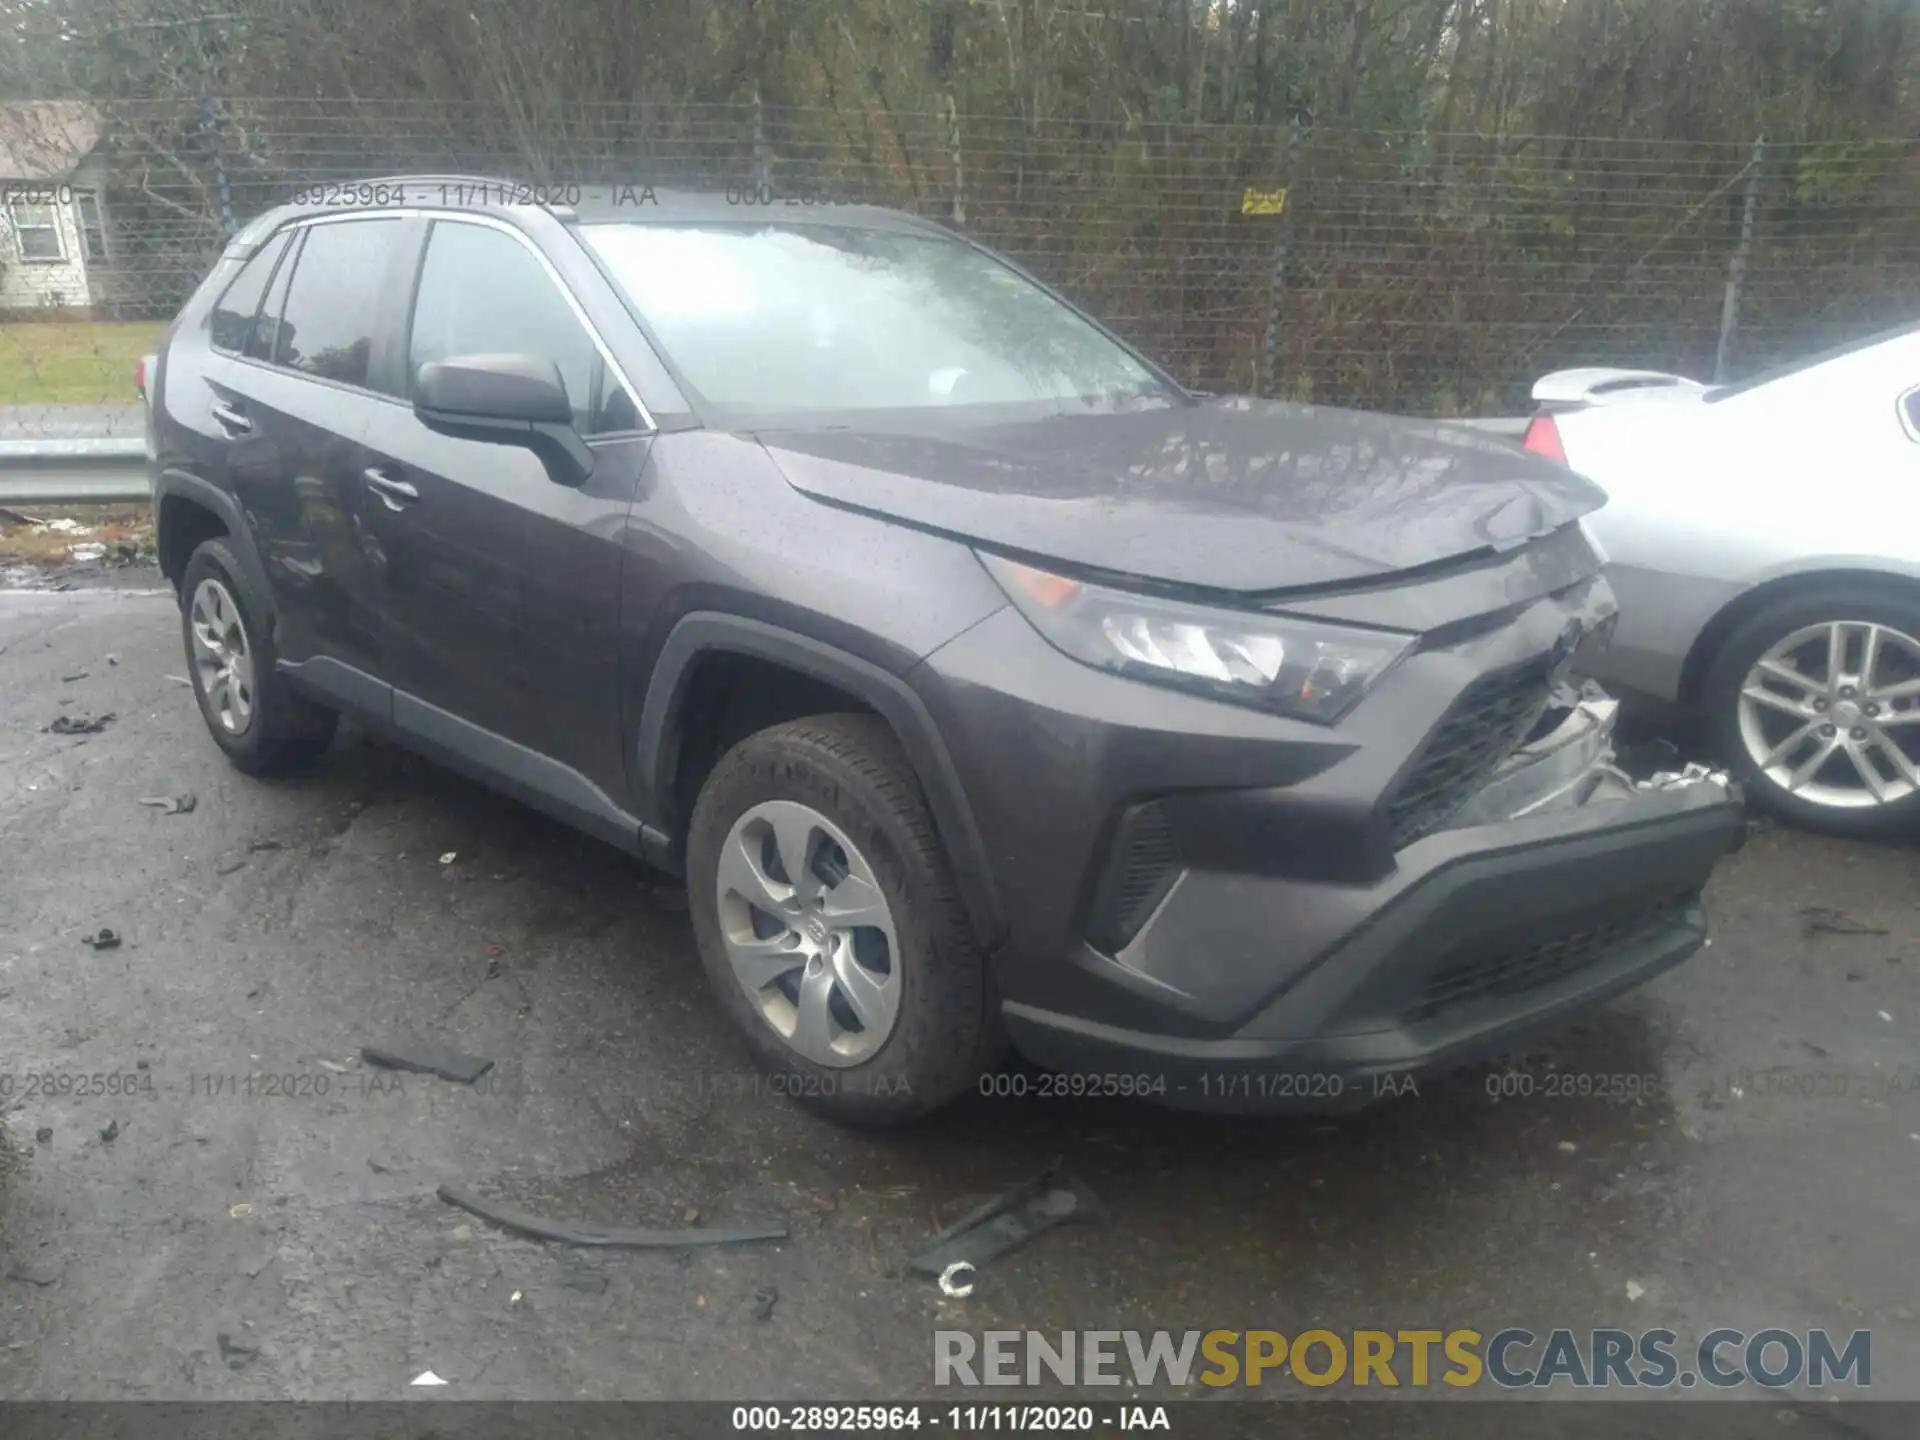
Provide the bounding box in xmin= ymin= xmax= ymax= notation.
xmin=636 ymin=612 xmax=1008 ymax=950
xmin=152 ymin=468 xmax=273 ymax=615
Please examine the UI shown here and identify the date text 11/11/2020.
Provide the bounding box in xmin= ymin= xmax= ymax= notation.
xmin=289 ymin=181 xmax=866 ymax=209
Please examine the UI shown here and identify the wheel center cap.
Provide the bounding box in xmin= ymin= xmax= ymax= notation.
xmin=804 ymin=915 xmax=829 ymax=945
xmin=1832 ymin=698 xmax=1862 ymax=727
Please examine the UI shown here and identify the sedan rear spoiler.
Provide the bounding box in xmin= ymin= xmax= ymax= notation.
xmin=1530 ymin=367 xmax=1709 ymax=409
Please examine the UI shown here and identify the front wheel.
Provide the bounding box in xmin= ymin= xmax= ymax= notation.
xmin=1702 ymin=584 xmax=1920 ymax=837
xmin=685 ymin=714 xmax=998 ymax=1125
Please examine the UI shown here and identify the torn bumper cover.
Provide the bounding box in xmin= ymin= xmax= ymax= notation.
xmin=999 ymin=685 xmax=1745 ymax=1114
xmin=1443 ymin=682 xmax=1732 ymax=830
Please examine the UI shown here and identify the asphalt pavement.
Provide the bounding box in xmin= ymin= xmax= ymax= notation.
xmin=1 ymin=574 xmax=1917 ymax=1416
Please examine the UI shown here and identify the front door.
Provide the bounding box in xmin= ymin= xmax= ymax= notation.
xmin=360 ymin=216 xmax=651 ymax=815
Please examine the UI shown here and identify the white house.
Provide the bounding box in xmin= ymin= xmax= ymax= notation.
xmin=0 ymin=102 xmax=118 ymax=314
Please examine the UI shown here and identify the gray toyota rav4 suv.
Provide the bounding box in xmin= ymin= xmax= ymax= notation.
xmin=149 ymin=178 xmax=1744 ymax=1123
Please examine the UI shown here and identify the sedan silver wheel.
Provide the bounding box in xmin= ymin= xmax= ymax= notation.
xmin=188 ymin=577 xmax=256 ymax=735
xmin=1737 ymin=620 xmax=1920 ymax=809
xmin=714 ymin=799 xmax=902 ymax=1067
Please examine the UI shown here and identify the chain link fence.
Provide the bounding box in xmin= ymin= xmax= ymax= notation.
xmin=3 ymin=98 xmax=1918 ymax=438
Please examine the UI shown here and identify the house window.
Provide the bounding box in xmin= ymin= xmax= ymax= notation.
xmin=7 ymin=200 xmax=62 ymax=262
xmin=74 ymin=192 xmax=107 ymax=264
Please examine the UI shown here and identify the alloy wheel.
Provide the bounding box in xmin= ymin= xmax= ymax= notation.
xmin=1736 ymin=620 xmax=1920 ymax=809
xmin=188 ymin=577 xmax=256 ymax=735
xmin=713 ymin=799 xmax=903 ymax=1067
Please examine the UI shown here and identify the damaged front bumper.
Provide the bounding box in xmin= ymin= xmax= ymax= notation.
xmin=1444 ymin=682 xmax=1734 ymax=831
xmin=999 ymin=683 xmax=1746 ymax=1113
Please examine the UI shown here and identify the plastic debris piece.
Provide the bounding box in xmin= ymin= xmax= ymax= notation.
xmin=1800 ymin=906 xmax=1889 ymax=938
xmin=436 ymin=1183 xmax=788 ymax=1249
xmin=439 ymin=852 xmax=457 ymax=865
xmin=409 ymin=1370 xmax=448 ymax=1387
xmin=1625 ymin=1280 xmax=1646 ymax=1302
xmin=82 ymin=928 xmax=121 ymax=951
xmin=137 ymin=793 xmax=198 ymax=816
xmin=166 ymin=674 xmax=192 ymax=686
xmin=938 ymin=1262 xmax=976 ymax=1298
xmin=362 ymin=1041 xmax=494 ymax=1085
xmin=33 ymin=1128 xmax=51 ymax=1145
xmin=217 ymin=1332 xmax=259 ymax=1371
xmin=98 ymin=1120 xmax=119 ymax=1144
xmin=229 ymin=1204 xmax=254 ymax=1219
xmin=909 ymin=1162 xmax=1101 ymax=1278
xmin=47 ymin=713 xmax=115 ymax=735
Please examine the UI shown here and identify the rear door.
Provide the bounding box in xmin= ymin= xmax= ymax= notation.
xmin=359 ymin=215 xmax=652 ymax=817
xmin=206 ymin=215 xmax=416 ymax=712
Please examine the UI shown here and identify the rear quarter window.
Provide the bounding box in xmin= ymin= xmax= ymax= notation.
xmin=208 ymin=230 xmax=292 ymax=354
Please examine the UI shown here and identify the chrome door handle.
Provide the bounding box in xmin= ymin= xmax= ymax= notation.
xmin=210 ymin=402 xmax=252 ymax=435
xmin=364 ymin=469 xmax=419 ymax=510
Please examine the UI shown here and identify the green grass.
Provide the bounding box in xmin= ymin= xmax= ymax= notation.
xmin=0 ymin=321 xmax=166 ymax=405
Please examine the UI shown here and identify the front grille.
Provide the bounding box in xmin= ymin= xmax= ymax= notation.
xmin=1085 ymin=799 xmax=1179 ymax=954
xmin=1384 ymin=657 xmax=1557 ymax=849
xmin=1401 ymin=892 xmax=1693 ymax=1025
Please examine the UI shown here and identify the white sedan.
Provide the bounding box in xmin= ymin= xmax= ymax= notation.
xmin=1527 ymin=325 xmax=1920 ymax=836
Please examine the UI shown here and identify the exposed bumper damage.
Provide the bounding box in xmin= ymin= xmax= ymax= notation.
xmin=1445 ymin=680 xmax=1733 ymax=831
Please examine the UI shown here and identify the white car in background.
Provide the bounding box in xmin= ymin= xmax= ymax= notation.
xmin=1525 ymin=325 xmax=1920 ymax=837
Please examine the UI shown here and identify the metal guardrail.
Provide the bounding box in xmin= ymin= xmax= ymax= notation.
xmin=0 ymin=413 xmax=1531 ymax=508
xmin=0 ymin=438 xmax=153 ymax=506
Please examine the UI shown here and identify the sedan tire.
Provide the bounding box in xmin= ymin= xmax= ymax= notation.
xmin=1703 ymin=583 xmax=1920 ymax=837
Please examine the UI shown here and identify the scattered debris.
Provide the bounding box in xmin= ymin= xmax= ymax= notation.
xmin=1800 ymin=907 xmax=1889 ymax=938
xmin=47 ymin=713 xmax=115 ymax=736
xmin=215 ymin=857 xmax=248 ymax=876
xmin=362 ymin=1040 xmax=495 ymax=1085
xmin=5 ymin=1259 xmax=62 ymax=1288
xmin=229 ymin=1204 xmax=254 ymax=1220
xmin=909 ymin=1164 xmax=1102 ymax=1279
xmin=409 ymin=1370 xmax=448 ymax=1388
xmin=33 ymin=1128 xmax=51 ymax=1145
xmin=246 ymin=838 xmax=284 ymax=852
xmin=509 ymin=1290 xmax=523 ymax=1306
xmin=436 ymin=1183 xmax=789 ymax=1249
xmin=1879 ymin=1011 xmax=1895 ymax=1024
xmin=937 ymin=1262 xmax=977 ymax=1298
xmin=165 ymin=675 xmax=192 ymax=687
xmin=98 ymin=1120 xmax=120 ymax=1144
xmin=216 ymin=1332 xmax=260 ymax=1371
xmin=1556 ymin=1141 xmax=1578 ymax=1154
xmin=367 ymin=1159 xmax=394 ymax=1175
xmin=68 ymin=543 xmax=107 ymax=563
xmin=439 ymin=852 xmax=457 ymax=866
xmin=81 ymin=928 xmax=121 ymax=951
xmin=558 ymin=1268 xmax=609 ymax=1295
xmin=138 ymin=793 xmax=198 ymax=816
xmin=749 ymin=1284 xmax=779 ymax=1321
xmin=59 ymin=671 xmax=88 ymax=683
xmin=1625 ymin=1280 xmax=1647 ymax=1302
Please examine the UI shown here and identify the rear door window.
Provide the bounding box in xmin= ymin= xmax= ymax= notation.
xmin=270 ymin=218 xmax=404 ymax=392
xmin=208 ymin=230 xmax=291 ymax=355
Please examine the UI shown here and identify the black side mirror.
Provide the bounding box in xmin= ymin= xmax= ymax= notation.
xmin=413 ymin=353 xmax=594 ymax=486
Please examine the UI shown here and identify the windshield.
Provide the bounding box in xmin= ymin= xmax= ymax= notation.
xmin=582 ymin=222 xmax=1178 ymax=417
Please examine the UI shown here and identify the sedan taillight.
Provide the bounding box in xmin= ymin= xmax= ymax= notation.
xmin=1522 ymin=412 xmax=1567 ymax=464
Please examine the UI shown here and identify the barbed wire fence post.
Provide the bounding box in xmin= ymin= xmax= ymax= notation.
xmin=1714 ymin=136 xmax=1766 ymax=385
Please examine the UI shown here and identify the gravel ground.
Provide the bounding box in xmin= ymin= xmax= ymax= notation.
xmin=0 ymin=573 xmax=1917 ymax=1419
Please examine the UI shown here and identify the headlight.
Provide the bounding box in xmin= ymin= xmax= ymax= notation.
xmin=979 ymin=553 xmax=1415 ymax=723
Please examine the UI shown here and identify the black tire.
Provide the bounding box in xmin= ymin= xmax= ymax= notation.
xmin=1701 ymin=582 xmax=1920 ymax=838
xmin=685 ymin=714 xmax=998 ymax=1126
xmin=179 ymin=537 xmax=338 ymax=775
